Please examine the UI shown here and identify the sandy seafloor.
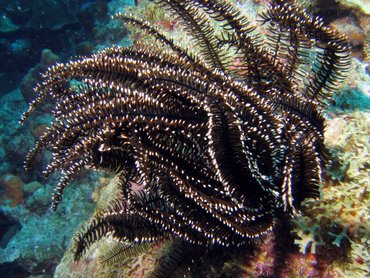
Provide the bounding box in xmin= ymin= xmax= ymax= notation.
xmin=0 ymin=0 xmax=369 ymax=277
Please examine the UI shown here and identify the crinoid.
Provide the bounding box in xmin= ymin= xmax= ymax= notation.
xmin=22 ymin=0 xmax=350 ymax=275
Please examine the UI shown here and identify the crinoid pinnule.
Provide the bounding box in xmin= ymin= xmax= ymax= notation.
xmin=22 ymin=0 xmax=350 ymax=275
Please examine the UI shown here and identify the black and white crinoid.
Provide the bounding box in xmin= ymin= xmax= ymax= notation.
xmin=22 ymin=0 xmax=350 ymax=276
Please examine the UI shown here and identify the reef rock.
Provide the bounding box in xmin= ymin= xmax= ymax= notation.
xmin=20 ymin=49 xmax=60 ymax=103
xmin=0 ymin=174 xmax=24 ymax=207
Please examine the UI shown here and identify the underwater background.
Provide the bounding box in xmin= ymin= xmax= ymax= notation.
xmin=0 ymin=0 xmax=369 ymax=277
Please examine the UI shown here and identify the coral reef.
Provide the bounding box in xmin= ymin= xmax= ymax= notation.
xmin=20 ymin=0 xmax=358 ymax=276
xmin=54 ymin=177 xmax=161 ymax=278
xmin=53 ymin=108 xmax=370 ymax=278
xmin=330 ymin=58 xmax=370 ymax=112
xmin=20 ymin=49 xmax=61 ymax=103
xmin=0 ymin=89 xmax=34 ymax=179
xmin=0 ymin=211 xmax=22 ymax=250
xmin=337 ymin=0 xmax=370 ymax=14
xmin=294 ymin=110 xmax=370 ymax=277
xmin=0 ymin=175 xmax=100 ymax=276
xmin=0 ymin=89 xmax=109 ymax=275
xmin=0 ymin=174 xmax=24 ymax=207
xmin=0 ymin=0 xmax=133 ymax=95
xmin=0 ymin=0 xmax=368 ymax=277
xmin=305 ymin=0 xmax=370 ymax=61
xmin=0 ymin=1 xmax=135 ymax=276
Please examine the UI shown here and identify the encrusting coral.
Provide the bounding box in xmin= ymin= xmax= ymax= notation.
xmin=21 ymin=0 xmax=352 ymax=276
xmin=0 ymin=174 xmax=24 ymax=207
xmin=294 ymin=110 xmax=370 ymax=277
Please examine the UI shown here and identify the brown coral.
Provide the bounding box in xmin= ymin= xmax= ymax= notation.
xmin=1 ymin=174 xmax=24 ymax=207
